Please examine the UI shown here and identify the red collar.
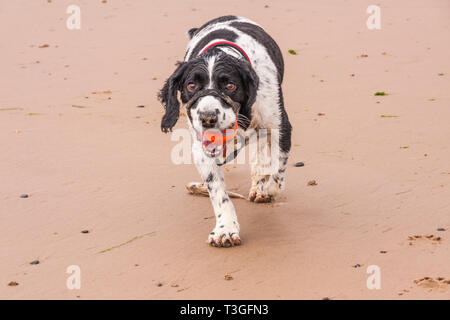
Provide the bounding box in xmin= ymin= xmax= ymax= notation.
xmin=200 ymin=41 xmax=252 ymax=66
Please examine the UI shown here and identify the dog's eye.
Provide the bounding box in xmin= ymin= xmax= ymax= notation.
xmin=187 ymin=82 xmax=198 ymax=92
xmin=225 ymin=83 xmax=236 ymax=91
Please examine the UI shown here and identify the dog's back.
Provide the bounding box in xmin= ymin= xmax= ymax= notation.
xmin=184 ymin=15 xmax=284 ymax=84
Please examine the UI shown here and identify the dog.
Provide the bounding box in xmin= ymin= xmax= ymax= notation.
xmin=158 ymin=16 xmax=292 ymax=247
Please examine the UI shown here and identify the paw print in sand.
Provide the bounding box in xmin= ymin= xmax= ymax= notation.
xmin=407 ymin=234 xmax=442 ymax=246
xmin=398 ymin=277 xmax=450 ymax=296
xmin=414 ymin=277 xmax=450 ymax=292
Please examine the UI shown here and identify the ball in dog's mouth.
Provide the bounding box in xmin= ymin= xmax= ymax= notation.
xmin=199 ymin=121 xmax=237 ymax=157
xmin=201 ymin=133 xmax=223 ymax=157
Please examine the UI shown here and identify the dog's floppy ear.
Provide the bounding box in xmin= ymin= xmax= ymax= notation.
xmin=158 ymin=62 xmax=188 ymax=133
xmin=238 ymin=60 xmax=259 ymax=111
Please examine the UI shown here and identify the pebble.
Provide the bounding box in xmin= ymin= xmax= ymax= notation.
xmin=156 ymin=283 xmax=163 ymax=287
xmin=294 ymin=162 xmax=304 ymax=167
xmin=8 ymin=281 xmax=19 ymax=286
xmin=136 ymin=105 xmax=145 ymax=108
xmin=81 ymin=230 xmax=89 ymax=234
xmin=437 ymin=228 xmax=446 ymax=231
xmin=30 ymin=260 xmax=40 ymax=265
xmin=20 ymin=194 xmax=29 ymax=198
xmin=353 ymin=264 xmax=361 ymax=268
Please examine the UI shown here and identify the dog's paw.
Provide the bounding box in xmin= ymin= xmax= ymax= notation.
xmin=249 ymin=191 xmax=273 ymax=203
xmin=249 ymin=175 xmax=279 ymax=203
xmin=207 ymin=224 xmax=241 ymax=248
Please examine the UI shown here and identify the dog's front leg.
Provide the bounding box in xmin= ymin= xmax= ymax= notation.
xmin=192 ymin=139 xmax=241 ymax=247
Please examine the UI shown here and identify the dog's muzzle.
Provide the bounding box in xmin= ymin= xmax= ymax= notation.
xmin=184 ymin=88 xmax=241 ymax=112
xmin=185 ymin=89 xmax=241 ymax=157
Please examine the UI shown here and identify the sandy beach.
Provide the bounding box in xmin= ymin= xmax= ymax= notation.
xmin=1 ymin=0 xmax=449 ymax=299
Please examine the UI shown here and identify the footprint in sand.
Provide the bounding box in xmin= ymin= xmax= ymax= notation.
xmin=398 ymin=277 xmax=450 ymax=296
xmin=402 ymin=234 xmax=443 ymax=254
xmin=414 ymin=277 xmax=450 ymax=292
xmin=407 ymin=234 xmax=442 ymax=246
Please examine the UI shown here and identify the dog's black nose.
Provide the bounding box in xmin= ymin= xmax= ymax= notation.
xmin=199 ymin=111 xmax=218 ymax=128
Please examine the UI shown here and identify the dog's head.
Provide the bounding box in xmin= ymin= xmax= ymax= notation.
xmin=158 ymin=49 xmax=258 ymax=154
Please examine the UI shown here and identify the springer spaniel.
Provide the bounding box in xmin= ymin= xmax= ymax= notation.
xmin=159 ymin=16 xmax=292 ymax=247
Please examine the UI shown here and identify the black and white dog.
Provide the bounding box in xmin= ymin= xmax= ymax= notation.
xmin=159 ymin=16 xmax=292 ymax=247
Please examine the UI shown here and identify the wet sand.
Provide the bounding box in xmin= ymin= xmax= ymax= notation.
xmin=0 ymin=0 xmax=449 ymax=299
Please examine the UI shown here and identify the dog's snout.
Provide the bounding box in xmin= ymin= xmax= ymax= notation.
xmin=199 ymin=111 xmax=218 ymax=128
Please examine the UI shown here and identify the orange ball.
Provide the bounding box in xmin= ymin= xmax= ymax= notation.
xmin=203 ymin=120 xmax=238 ymax=144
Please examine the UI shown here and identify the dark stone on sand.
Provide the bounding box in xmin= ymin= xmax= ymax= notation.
xmin=295 ymin=162 xmax=304 ymax=167
xmin=20 ymin=194 xmax=29 ymax=198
